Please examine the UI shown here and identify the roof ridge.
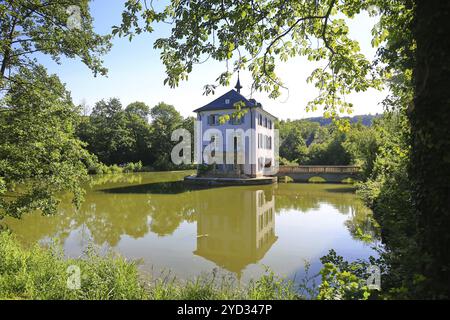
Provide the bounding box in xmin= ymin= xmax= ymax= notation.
xmin=193 ymin=89 xmax=258 ymax=113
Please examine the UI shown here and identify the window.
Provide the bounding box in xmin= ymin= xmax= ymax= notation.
xmin=258 ymin=133 xmax=264 ymax=149
xmin=268 ymin=120 xmax=272 ymax=129
xmin=230 ymin=115 xmax=243 ymax=125
xmin=264 ymin=117 xmax=267 ymax=128
xmin=258 ymin=192 xmax=264 ymax=207
xmin=225 ymin=99 xmax=230 ymax=104
xmin=208 ymin=114 xmax=219 ymax=126
xmin=262 ymin=135 xmax=271 ymax=149
xmin=210 ymin=135 xmax=216 ymax=157
xmin=263 ymin=136 xmax=271 ymax=150
xmin=258 ymin=114 xmax=263 ymax=125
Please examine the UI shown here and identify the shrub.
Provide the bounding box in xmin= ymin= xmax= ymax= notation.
xmin=88 ymin=162 xmax=148 ymax=175
xmin=87 ymin=162 xmax=110 ymax=175
xmin=197 ymin=164 xmax=214 ymax=176
xmin=123 ymin=161 xmax=143 ymax=173
xmin=317 ymin=250 xmax=376 ymax=300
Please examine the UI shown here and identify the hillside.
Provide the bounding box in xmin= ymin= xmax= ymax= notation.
xmin=303 ymin=114 xmax=381 ymax=126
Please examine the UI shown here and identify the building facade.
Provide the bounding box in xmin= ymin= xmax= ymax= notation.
xmin=194 ymin=80 xmax=277 ymax=178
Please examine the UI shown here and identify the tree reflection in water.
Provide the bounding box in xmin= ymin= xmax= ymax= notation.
xmin=2 ymin=171 xmax=379 ymax=276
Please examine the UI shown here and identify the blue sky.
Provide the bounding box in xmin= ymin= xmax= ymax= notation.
xmin=39 ymin=0 xmax=387 ymax=120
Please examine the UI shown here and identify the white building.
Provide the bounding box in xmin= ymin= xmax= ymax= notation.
xmin=194 ymin=78 xmax=277 ymax=178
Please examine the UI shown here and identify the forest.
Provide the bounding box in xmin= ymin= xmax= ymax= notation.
xmin=75 ymin=99 xmax=195 ymax=171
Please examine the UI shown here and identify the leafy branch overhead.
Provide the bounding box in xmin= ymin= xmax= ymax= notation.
xmin=113 ymin=0 xmax=399 ymax=124
xmin=0 ymin=0 xmax=112 ymax=91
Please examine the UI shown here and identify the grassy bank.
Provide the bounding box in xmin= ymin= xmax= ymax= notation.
xmin=0 ymin=232 xmax=300 ymax=300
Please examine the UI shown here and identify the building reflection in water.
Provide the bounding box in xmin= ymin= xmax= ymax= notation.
xmin=2 ymin=172 xmax=379 ymax=283
xmin=194 ymin=188 xmax=278 ymax=278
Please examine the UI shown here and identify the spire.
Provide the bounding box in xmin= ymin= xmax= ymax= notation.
xmin=234 ymin=72 xmax=242 ymax=93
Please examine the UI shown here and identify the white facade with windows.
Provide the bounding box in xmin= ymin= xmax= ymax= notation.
xmin=194 ymin=81 xmax=277 ymax=178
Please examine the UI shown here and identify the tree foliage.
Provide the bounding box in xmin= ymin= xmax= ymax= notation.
xmin=0 ymin=0 xmax=111 ymax=218
xmin=0 ymin=66 xmax=94 ymax=218
xmin=76 ymin=100 xmax=192 ymax=171
xmin=0 ymin=0 xmax=111 ymax=87
xmin=278 ymin=119 xmax=353 ymax=166
xmin=148 ymin=102 xmax=184 ymax=170
xmin=114 ymin=0 xmax=390 ymax=128
xmin=80 ymin=98 xmax=138 ymax=165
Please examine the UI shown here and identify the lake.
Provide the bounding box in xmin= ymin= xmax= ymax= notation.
xmin=2 ymin=171 xmax=379 ymax=285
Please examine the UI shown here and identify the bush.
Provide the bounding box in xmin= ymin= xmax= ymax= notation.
xmin=317 ymin=250 xmax=377 ymax=300
xmin=197 ymin=164 xmax=214 ymax=176
xmin=278 ymin=156 xmax=297 ymax=166
xmin=88 ymin=161 xmax=149 ymax=175
xmin=87 ymin=162 xmax=110 ymax=175
xmin=123 ymin=161 xmax=143 ymax=173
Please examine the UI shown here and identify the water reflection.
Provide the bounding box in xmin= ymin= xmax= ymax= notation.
xmin=194 ymin=189 xmax=277 ymax=278
xmin=2 ymin=171 xmax=378 ymax=280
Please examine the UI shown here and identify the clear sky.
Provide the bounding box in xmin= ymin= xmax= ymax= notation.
xmin=39 ymin=0 xmax=387 ymax=120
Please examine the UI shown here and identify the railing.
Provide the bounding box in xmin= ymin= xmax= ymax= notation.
xmin=277 ymin=165 xmax=360 ymax=174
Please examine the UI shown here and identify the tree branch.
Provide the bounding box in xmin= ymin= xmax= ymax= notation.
xmin=262 ymin=0 xmax=337 ymax=90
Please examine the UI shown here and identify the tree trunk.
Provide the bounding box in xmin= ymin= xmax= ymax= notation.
xmin=412 ymin=0 xmax=450 ymax=298
xmin=0 ymin=15 xmax=17 ymax=81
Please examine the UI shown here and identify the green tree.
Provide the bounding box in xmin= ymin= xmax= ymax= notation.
xmin=279 ymin=128 xmax=309 ymax=164
xmin=0 ymin=66 xmax=94 ymax=218
xmin=125 ymin=101 xmax=150 ymax=121
xmin=125 ymin=102 xmax=152 ymax=164
xmin=356 ymin=111 xmax=413 ymax=298
xmin=0 ymin=0 xmax=111 ymax=86
xmin=343 ymin=121 xmax=380 ymax=179
xmin=306 ymin=130 xmax=351 ymax=165
xmin=411 ymin=0 xmax=450 ymax=298
xmin=81 ymin=98 xmax=135 ymax=165
xmin=149 ymin=102 xmax=183 ymax=170
xmin=0 ymin=0 xmax=111 ymax=218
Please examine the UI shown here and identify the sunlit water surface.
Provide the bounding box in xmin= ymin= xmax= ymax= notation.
xmin=3 ymin=171 xmax=379 ymax=284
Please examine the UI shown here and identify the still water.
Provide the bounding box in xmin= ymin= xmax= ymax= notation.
xmin=2 ymin=171 xmax=378 ymax=283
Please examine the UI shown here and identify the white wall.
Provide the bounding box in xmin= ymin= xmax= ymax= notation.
xmin=254 ymin=110 xmax=276 ymax=176
xmin=197 ymin=108 xmax=276 ymax=177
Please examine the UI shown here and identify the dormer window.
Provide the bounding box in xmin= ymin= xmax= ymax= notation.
xmin=225 ymin=99 xmax=230 ymax=104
